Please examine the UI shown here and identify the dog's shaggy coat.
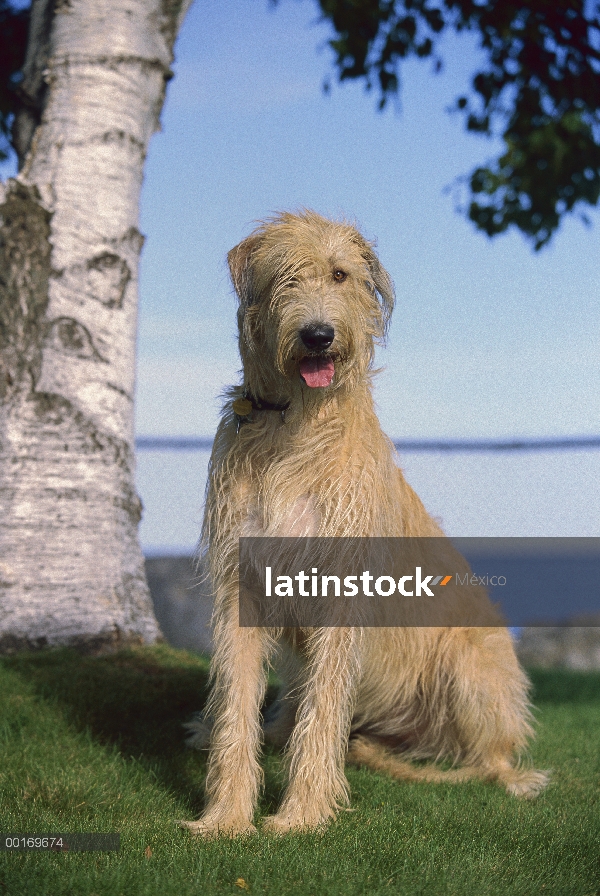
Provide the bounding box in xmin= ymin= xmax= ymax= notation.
xmin=183 ymin=211 xmax=547 ymax=836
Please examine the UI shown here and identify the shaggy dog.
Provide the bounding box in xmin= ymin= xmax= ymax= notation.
xmin=182 ymin=210 xmax=547 ymax=836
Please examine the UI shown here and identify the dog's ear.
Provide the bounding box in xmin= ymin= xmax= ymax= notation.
xmin=227 ymin=233 xmax=263 ymax=306
xmin=353 ymin=235 xmax=395 ymax=338
xmin=369 ymin=253 xmax=395 ymax=336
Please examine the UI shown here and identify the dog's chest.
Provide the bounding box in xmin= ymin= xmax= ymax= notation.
xmin=241 ymin=492 xmax=320 ymax=538
xmin=225 ymin=416 xmax=399 ymax=538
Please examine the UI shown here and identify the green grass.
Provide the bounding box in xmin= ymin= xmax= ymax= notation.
xmin=0 ymin=646 xmax=599 ymax=896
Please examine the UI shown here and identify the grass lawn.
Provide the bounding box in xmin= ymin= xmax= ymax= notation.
xmin=0 ymin=644 xmax=598 ymax=895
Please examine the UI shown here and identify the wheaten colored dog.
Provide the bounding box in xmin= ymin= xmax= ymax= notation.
xmin=182 ymin=210 xmax=547 ymax=837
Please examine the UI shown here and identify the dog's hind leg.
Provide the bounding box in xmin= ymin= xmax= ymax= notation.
xmin=348 ymin=630 xmax=548 ymax=799
xmin=181 ymin=591 xmax=274 ymax=837
xmin=262 ymin=627 xmax=361 ymax=833
xmin=443 ymin=629 xmax=549 ymax=798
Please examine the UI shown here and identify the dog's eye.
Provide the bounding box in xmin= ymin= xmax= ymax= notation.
xmin=333 ymin=269 xmax=347 ymax=283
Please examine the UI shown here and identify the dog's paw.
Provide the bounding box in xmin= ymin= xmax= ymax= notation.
xmin=262 ymin=809 xmax=332 ymax=835
xmin=503 ymin=768 xmax=550 ymax=799
xmin=183 ymin=715 xmax=211 ymax=750
xmin=179 ymin=817 xmax=257 ymax=838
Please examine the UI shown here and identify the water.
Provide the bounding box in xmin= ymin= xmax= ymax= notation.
xmin=136 ymin=448 xmax=600 ymax=554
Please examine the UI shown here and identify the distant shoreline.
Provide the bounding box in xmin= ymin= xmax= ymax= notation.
xmin=136 ymin=435 xmax=600 ymax=453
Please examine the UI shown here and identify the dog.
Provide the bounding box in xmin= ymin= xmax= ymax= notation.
xmin=182 ymin=210 xmax=548 ymax=836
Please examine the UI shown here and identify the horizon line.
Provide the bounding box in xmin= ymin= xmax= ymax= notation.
xmin=135 ymin=435 xmax=600 ymax=453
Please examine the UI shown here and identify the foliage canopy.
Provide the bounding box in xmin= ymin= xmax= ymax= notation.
xmin=2 ymin=0 xmax=600 ymax=247
xmin=310 ymin=0 xmax=600 ymax=249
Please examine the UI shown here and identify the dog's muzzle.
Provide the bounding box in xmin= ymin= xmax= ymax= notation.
xmin=299 ymin=323 xmax=335 ymax=351
xmin=298 ymin=323 xmax=336 ymax=388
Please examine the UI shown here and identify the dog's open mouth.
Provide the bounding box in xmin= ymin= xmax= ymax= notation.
xmin=299 ymin=355 xmax=335 ymax=388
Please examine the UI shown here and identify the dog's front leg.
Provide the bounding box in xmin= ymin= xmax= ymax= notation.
xmin=263 ymin=627 xmax=361 ymax=833
xmin=183 ymin=591 xmax=271 ymax=837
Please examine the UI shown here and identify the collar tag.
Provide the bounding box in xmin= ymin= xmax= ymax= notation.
xmin=232 ymin=398 xmax=253 ymax=417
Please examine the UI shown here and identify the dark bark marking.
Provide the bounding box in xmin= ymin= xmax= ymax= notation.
xmin=47 ymin=316 xmax=108 ymax=362
xmin=0 ymin=182 xmax=52 ymax=400
xmin=86 ymin=252 xmax=130 ymax=308
xmin=114 ymin=492 xmax=143 ymax=525
xmin=22 ymin=391 xmax=143 ymax=525
xmin=106 ymin=381 xmax=131 ymax=399
xmin=100 ymin=130 xmax=145 ymax=151
xmin=27 ymin=392 xmax=132 ymax=461
xmin=50 ymin=55 xmax=172 ymax=78
xmin=52 ymin=231 xmax=141 ymax=310
xmin=117 ymin=226 xmax=145 ymax=256
xmin=159 ymin=0 xmax=189 ymax=49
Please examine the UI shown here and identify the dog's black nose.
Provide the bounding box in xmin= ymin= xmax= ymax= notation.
xmin=299 ymin=323 xmax=335 ymax=351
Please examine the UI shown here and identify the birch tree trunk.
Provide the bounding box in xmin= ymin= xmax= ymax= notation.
xmin=0 ymin=0 xmax=192 ymax=652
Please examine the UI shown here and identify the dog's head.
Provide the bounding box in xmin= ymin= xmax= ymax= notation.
xmin=228 ymin=210 xmax=395 ymax=403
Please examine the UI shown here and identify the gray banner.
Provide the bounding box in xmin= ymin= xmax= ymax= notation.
xmin=238 ymin=537 xmax=600 ymax=627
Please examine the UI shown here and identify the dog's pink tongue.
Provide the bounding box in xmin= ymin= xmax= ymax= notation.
xmin=300 ymin=357 xmax=335 ymax=387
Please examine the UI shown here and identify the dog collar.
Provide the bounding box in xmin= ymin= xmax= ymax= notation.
xmin=233 ymin=391 xmax=290 ymax=430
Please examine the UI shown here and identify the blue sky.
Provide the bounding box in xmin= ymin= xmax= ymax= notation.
xmin=132 ymin=0 xmax=599 ymax=550
xmin=2 ymin=1 xmax=599 ymax=549
xmin=136 ymin=0 xmax=600 ymax=443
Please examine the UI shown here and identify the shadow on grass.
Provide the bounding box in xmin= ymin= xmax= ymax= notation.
xmin=0 ymin=644 xmax=284 ymax=815
xmin=2 ymin=646 xmax=599 ymax=817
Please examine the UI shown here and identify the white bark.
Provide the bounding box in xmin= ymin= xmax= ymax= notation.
xmin=0 ymin=0 xmax=192 ymax=652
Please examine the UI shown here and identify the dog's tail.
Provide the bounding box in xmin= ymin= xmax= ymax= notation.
xmin=346 ymin=735 xmax=549 ymax=797
xmin=346 ymin=735 xmax=479 ymax=785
